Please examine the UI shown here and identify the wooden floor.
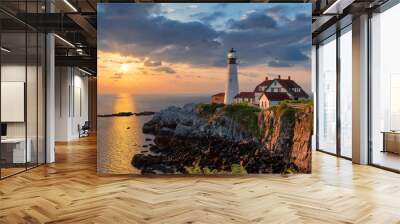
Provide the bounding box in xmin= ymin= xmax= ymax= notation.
xmin=1 ymin=136 xmax=400 ymax=224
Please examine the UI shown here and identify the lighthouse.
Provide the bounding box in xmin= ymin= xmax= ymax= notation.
xmin=224 ymin=48 xmax=239 ymax=104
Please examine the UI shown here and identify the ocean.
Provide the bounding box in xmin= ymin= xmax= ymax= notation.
xmin=97 ymin=94 xmax=210 ymax=174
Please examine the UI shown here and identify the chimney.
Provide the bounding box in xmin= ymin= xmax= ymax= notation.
xmin=288 ymin=76 xmax=291 ymax=80
xmin=265 ymin=76 xmax=268 ymax=80
xmin=278 ymin=75 xmax=281 ymax=79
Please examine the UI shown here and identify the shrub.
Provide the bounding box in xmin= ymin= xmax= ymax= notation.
xmin=231 ymin=164 xmax=248 ymax=175
xmin=196 ymin=103 xmax=224 ymax=117
xmin=184 ymin=162 xmax=248 ymax=175
xmin=279 ymin=99 xmax=313 ymax=106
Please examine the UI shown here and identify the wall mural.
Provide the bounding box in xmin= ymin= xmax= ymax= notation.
xmin=97 ymin=3 xmax=313 ymax=175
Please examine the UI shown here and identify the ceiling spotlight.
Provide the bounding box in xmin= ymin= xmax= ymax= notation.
xmin=1 ymin=47 xmax=11 ymax=53
xmin=322 ymin=0 xmax=355 ymax=15
xmin=78 ymin=67 xmax=93 ymax=76
xmin=63 ymin=0 xmax=78 ymax=12
xmin=54 ymin=34 xmax=75 ymax=48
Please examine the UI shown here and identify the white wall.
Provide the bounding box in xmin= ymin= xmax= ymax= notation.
xmin=55 ymin=67 xmax=89 ymax=141
xmin=1 ymin=63 xmax=46 ymax=164
xmin=1 ymin=65 xmax=33 ymax=138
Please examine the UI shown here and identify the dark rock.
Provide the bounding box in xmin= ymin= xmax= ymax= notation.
xmin=142 ymin=121 xmax=157 ymax=134
xmin=174 ymin=124 xmax=192 ymax=137
xmin=153 ymin=136 xmax=171 ymax=148
xmin=133 ymin=103 xmax=313 ymax=174
xmin=135 ymin=111 xmax=155 ymax=116
xmin=132 ymin=154 xmax=162 ymax=169
xmin=149 ymin=145 xmax=162 ymax=153
xmin=98 ymin=112 xmax=134 ymax=117
xmin=159 ymin=127 xmax=174 ymax=136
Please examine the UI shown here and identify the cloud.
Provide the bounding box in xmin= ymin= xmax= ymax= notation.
xmin=214 ymin=3 xmax=229 ymax=9
xmin=111 ymin=72 xmax=123 ymax=80
xmin=99 ymin=4 xmax=222 ymax=67
xmin=144 ymin=59 xmax=162 ymax=67
xmin=153 ymin=66 xmax=176 ymax=74
xmin=161 ymin=7 xmax=176 ymax=14
xmin=98 ymin=4 xmax=311 ymax=69
xmin=188 ymin=4 xmax=199 ymax=9
xmin=239 ymin=72 xmax=261 ymax=78
xmin=193 ymin=11 xmax=226 ymax=23
xmin=268 ymin=59 xmax=291 ymax=68
xmin=228 ymin=10 xmax=277 ymax=30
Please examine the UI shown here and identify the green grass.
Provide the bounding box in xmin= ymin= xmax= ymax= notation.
xmin=230 ymin=164 xmax=248 ymax=175
xmin=279 ymin=99 xmax=313 ymax=106
xmin=223 ymin=104 xmax=261 ymax=138
xmin=196 ymin=103 xmax=262 ymax=138
xmin=196 ymin=103 xmax=224 ymax=117
xmin=184 ymin=162 xmax=247 ymax=175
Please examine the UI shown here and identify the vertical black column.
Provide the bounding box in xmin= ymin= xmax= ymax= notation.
xmin=25 ymin=0 xmax=28 ymax=171
xmin=336 ymin=27 xmax=341 ymax=157
xmin=315 ymin=44 xmax=320 ymax=151
xmin=36 ymin=0 xmax=39 ymax=167
xmin=367 ymin=11 xmax=373 ymax=164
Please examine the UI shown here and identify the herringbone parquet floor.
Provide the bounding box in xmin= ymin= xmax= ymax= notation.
xmin=1 ymin=135 xmax=400 ymax=224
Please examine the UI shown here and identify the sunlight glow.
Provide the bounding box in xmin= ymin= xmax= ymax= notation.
xmin=121 ymin=64 xmax=129 ymax=73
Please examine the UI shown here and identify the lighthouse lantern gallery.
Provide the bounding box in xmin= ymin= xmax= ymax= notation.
xmin=97 ymin=3 xmax=313 ymax=175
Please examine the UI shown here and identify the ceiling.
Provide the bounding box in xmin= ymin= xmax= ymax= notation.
xmin=1 ymin=0 xmax=394 ymax=74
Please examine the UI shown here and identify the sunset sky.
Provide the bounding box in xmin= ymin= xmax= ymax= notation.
xmin=98 ymin=3 xmax=312 ymax=96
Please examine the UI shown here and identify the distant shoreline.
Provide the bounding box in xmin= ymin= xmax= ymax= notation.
xmin=98 ymin=111 xmax=155 ymax=117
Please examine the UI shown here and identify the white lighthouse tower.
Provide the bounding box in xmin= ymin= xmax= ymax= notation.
xmin=224 ymin=48 xmax=239 ymax=104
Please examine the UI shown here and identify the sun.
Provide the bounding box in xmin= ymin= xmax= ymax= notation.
xmin=120 ymin=63 xmax=129 ymax=73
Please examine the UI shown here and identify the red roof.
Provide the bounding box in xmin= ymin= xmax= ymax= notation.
xmin=234 ymin=92 xmax=255 ymax=99
xmin=254 ymin=76 xmax=309 ymax=99
xmin=212 ymin=92 xmax=225 ymax=97
xmin=254 ymin=79 xmax=273 ymax=92
xmin=262 ymin=92 xmax=290 ymax=101
xmin=275 ymin=79 xmax=309 ymax=99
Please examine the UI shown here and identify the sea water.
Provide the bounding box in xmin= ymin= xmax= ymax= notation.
xmin=97 ymin=94 xmax=209 ymax=174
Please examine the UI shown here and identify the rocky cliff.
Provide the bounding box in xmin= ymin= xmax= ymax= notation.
xmin=133 ymin=102 xmax=313 ymax=174
xmin=259 ymin=103 xmax=313 ymax=173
